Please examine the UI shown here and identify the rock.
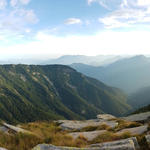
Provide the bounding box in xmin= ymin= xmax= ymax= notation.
xmin=117 ymin=125 xmax=148 ymax=135
xmin=2 ymin=123 xmax=30 ymax=134
xmin=145 ymin=134 xmax=150 ymax=148
xmin=32 ymin=137 xmax=138 ymax=150
xmin=123 ymin=112 xmax=150 ymax=123
xmin=90 ymin=137 xmax=139 ymax=150
xmin=57 ymin=120 xmax=118 ymax=131
xmin=32 ymin=144 xmax=93 ymax=150
xmin=0 ymin=148 xmax=8 ymax=150
xmin=97 ymin=114 xmax=116 ymax=120
xmin=0 ymin=126 xmax=9 ymax=134
xmin=69 ymin=130 xmax=107 ymax=141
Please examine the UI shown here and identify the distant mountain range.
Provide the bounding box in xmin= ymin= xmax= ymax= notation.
xmin=0 ymin=55 xmax=124 ymax=66
xmin=0 ymin=64 xmax=131 ymax=123
xmin=71 ymin=55 xmax=150 ymax=94
xmin=40 ymin=55 xmax=123 ymax=66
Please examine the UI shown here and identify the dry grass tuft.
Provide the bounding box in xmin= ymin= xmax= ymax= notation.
xmin=78 ymin=124 xmax=110 ymax=132
xmin=114 ymin=119 xmax=142 ymax=132
xmin=91 ymin=131 xmax=132 ymax=144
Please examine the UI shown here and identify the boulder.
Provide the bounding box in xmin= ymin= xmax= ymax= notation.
xmin=117 ymin=125 xmax=148 ymax=135
xmin=90 ymin=137 xmax=139 ymax=150
xmin=57 ymin=120 xmax=118 ymax=131
xmin=145 ymin=134 xmax=150 ymax=148
xmin=97 ymin=114 xmax=116 ymax=120
xmin=0 ymin=126 xmax=9 ymax=134
xmin=2 ymin=123 xmax=30 ymax=134
xmin=69 ymin=130 xmax=107 ymax=141
xmin=123 ymin=112 xmax=150 ymax=123
xmin=32 ymin=137 xmax=139 ymax=150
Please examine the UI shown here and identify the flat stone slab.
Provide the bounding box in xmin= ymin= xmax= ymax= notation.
xmin=117 ymin=125 xmax=148 ymax=135
xmin=90 ymin=137 xmax=139 ymax=150
xmin=0 ymin=126 xmax=9 ymax=134
xmin=69 ymin=130 xmax=107 ymax=141
xmin=145 ymin=134 xmax=150 ymax=148
xmin=97 ymin=114 xmax=116 ymax=120
xmin=32 ymin=137 xmax=138 ymax=150
xmin=0 ymin=148 xmax=8 ymax=150
xmin=123 ymin=112 xmax=150 ymax=122
xmin=57 ymin=120 xmax=118 ymax=131
xmin=3 ymin=123 xmax=30 ymax=134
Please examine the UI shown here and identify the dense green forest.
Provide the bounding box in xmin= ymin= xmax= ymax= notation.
xmin=0 ymin=64 xmax=131 ymax=123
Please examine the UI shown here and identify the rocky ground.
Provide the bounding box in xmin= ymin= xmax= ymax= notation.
xmin=0 ymin=113 xmax=150 ymax=150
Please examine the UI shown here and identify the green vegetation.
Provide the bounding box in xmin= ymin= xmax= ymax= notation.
xmin=0 ymin=64 xmax=131 ymax=123
xmin=132 ymin=104 xmax=150 ymax=114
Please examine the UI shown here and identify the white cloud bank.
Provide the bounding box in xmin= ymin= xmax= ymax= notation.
xmin=0 ymin=30 xmax=150 ymax=59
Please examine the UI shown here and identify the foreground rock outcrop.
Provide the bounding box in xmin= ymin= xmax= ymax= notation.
xmin=145 ymin=134 xmax=150 ymax=148
xmin=97 ymin=114 xmax=116 ymax=120
xmin=123 ymin=112 xmax=150 ymax=123
xmin=1 ymin=113 xmax=150 ymax=150
xmin=32 ymin=137 xmax=139 ymax=150
xmin=57 ymin=119 xmax=118 ymax=131
xmin=117 ymin=125 xmax=148 ymax=135
xmin=69 ymin=130 xmax=107 ymax=141
xmin=0 ymin=122 xmax=31 ymax=134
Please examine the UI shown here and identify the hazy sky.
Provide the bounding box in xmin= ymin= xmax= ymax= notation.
xmin=0 ymin=0 xmax=150 ymax=59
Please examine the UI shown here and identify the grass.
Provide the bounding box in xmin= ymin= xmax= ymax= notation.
xmin=113 ymin=119 xmax=142 ymax=132
xmin=136 ymin=134 xmax=149 ymax=150
xmin=0 ymin=121 xmax=88 ymax=150
xmin=0 ymin=131 xmax=42 ymax=150
xmin=90 ymin=131 xmax=132 ymax=144
xmin=77 ymin=124 xmax=110 ymax=132
xmin=0 ymin=120 xmax=147 ymax=150
xmin=147 ymin=123 xmax=150 ymax=131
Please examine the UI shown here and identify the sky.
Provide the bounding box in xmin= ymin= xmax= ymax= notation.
xmin=0 ymin=0 xmax=150 ymax=59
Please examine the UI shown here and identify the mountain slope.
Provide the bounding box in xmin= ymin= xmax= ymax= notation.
xmin=71 ymin=55 xmax=150 ymax=94
xmin=0 ymin=65 xmax=131 ymax=123
xmin=128 ymin=86 xmax=150 ymax=110
xmin=132 ymin=104 xmax=150 ymax=114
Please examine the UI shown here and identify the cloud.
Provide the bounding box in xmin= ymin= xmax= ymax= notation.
xmin=0 ymin=0 xmax=38 ymax=36
xmin=20 ymin=0 xmax=30 ymax=5
xmin=137 ymin=0 xmax=150 ymax=6
xmin=87 ymin=0 xmax=109 ymax=9
xmin=87 ymin=0 xmax=122 ymax=9
xmin=0 ymin=9 xmax=38 ymax=32
xmin=10 ymin=0 xmax=17 ymax=7
xmin=64 ymin=18 xmax=82 ymax=25
xmin=24 ymin=10 xmax=38 ymax=24
xmin=99 ymin=0 xmax=150 ymax=28
xmin=1 ymin=30 xmax=150 ymax=59
xmin=0 ymin=0 xmax=7 ymax=9
xmin=10 ymin=0 xmax=30 ymax=7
